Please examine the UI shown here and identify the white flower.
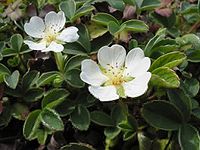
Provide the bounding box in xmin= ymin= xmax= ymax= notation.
xmin=24 ymin=11 xmax=79 ymax=52
xmin=80 ymin=44 xmax=151 ymax=101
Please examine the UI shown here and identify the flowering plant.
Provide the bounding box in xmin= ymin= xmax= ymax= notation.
xmin=0 ymin=0 xmax=200 ymax=150
xmin=80 ymin=44 xmax=151 ymax=101
xmin=24 ymin=11 xmax=79 ymax=52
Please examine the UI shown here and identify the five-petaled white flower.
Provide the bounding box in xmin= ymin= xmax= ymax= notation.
xmin=24 ymin=11 xmax=79 ymax=52
xmin=80 ymin=44 xmax=151 ymax=101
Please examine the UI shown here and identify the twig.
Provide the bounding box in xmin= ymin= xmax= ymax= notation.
xmin=187 ymin=21 xmax=200 ymax=33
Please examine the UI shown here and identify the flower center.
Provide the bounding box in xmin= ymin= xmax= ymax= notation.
xmin=102 ymin=64 xmax=133 ymax=86
xmin=43 ymin=32 xmax=57 ymax=45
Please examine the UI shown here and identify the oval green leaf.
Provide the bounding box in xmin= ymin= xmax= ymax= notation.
xmin=23 ymin=109 xmax=41 ymax=140
xmin=92 ymin=13 xmax=119 ymax=26
xmin=150 ymin=51 xmax=186 ymax=71
xmin=142 ymin=100 xmax=183 ymax=130
xmin=151 ymin=67 xmax=180 ymax=88
xmin=70 ymin=105 xmax=90 ymax=131
xmin=122 ymin=19 xmax=149 ymax=32
xmin=40 ymin=108 xmax=64 ymax=131
xmin=178 ymin=124 xmax=200 ymax=150
xmin=42 ymin=88 xmax=70 ymax=108
xmin=90 ymin=111 xmax=115 ymax=127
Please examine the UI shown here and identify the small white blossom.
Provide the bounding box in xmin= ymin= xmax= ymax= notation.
xmin=24 ymin=11 xmax=79 ymax=52
xmin=80 ymin=44 xmax=151 ymax=101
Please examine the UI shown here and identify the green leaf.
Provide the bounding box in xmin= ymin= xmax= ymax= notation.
xmin=55 ymin=99 xmax=75 ymax=117
xmin=0 ymin=63 xmax=10 ymax=82
xmin=75 ymin=93 xmax=96 ymax=107
xmin=91 ymin=32 xmax=113 ymax=53
xmin=104 ymin=127 xmax=121 ymax=140
xmin=150 ymin=51 xmax=186 ymax=71
xmin=119 ymin=115 xmax=138 ymax=141
xmin=59 ymin=0 xmax=76 ymax=21
xmin=151 ymin=39 xmax=178 ymax=54
xmin=22 ymin=70 xmax=40 ymax=90
xmin=40 ymin=108 xmax=64 ymax=131
xmin=24 ymin=88 xmax=44 ymax=102
xmin=37 ymin=71 xmax=58 ymax=87
xmin=73 ymin=5 xmax=95 ymax=22
xmin=4 ymin=70 xmax=20 ymax=89
xmin=107 ymin=0 xmax=125 ymax=11
xmin=87 ymin=21 xmax=108 ymax=39
xmin=198 ymin=0 xmax=200 ymax=14
xmin=42 ymin=88 xmax=69 ymax=108
xmin=122 ymin=20 xmax=149 ymax=32
xmin=10 ymin=34 xmax=23 ymax=52
xmin=137 ymin=132 xmax=152 ymax=150
xmin=108 ymin=21 xmax=121 ymax=35
xmin=182 ymin=78 xmax=200 ymax=97
xmin=36 ymin=129 xmax=48 ymax=145
xmin=123 ymin=131 xmax=136 ymax=141
xmin=144 ymin=28 xmax=166 ymax=56
xmin=178 ymin=124 xmax=200 ymax=150
xmin=90 ymin=111 xmax=115 ymax=127
xmin=167 ymin=89 xmax=192 ymax=122
xmin=151 ymin=67 xmax=180 ymax=88
xmin=111 ymin=103 xmax=127 ymax=125
xmin=192 ymin=108 xmax=200 ymax=120
xmin=64 ymin=69 xmax=85 ymax=88
xmin=0 ymin=41 xmax=4 ymax=51
xmin=1 ymin=48 xmax=18 ymax=57
xmin=7 ymin=56 xmax=20 ymax=67
xmin=123 ymin=0 xmax=135 ymax=5
xmin=63 ymin=42 xmax=88 ymax=55
xmin=12 ymin=103 xmax=29 ymax=120
xmin=182 ymin=34 xmax=200 ymax=50
xmin=136 ymin=0 xmax=160 ymax=11
xmin=23 ymin=110 xmax=41 ymax=140
xmin=151 ymin=12 xmax=176 ymax=28
xmin=61 ymin=143 xmax=95 ymax=150
xmin=70 ymin=105 xmax=90 ymax=130
xmin=77 ymin=24 xmax=91 ymax=52
xmin=186 ymin=49 xmax=200 ymax=63
xmin=0 ymin=63 xmax=10 ymax=75
xmin=92 ymin=13 xmax=119 ymax=26
xmin=64 ymin=55 xmax=89 ymax=72
xmin=142 ymin=100 xmax=183 ymax=130
xmin=0 ymin=105 xmax=12 ymax=127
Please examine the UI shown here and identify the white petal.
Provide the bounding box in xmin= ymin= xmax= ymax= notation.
xmin=125 ymin=47 xmax=151 ymax=77
xmin=57 ymin=26 xmax=79 ymax=43
xmin=89 ymin=85 xmax=119 ymax=101
xmin=80 ymin=59 xmax=108 ymax=86
xmin=24 ymin=40 xmax=46 ymax=50
xmin=45 ymin=11 xmax=65 ymax=33
xmin=24 ymin=16 xmax=45 ymax=38
xmin=98 ymin=44 xmax=126 ymax=69
xmin=42 ymin=41 xmax=64 ymax=52
xmin=123 ymin=72 xmax=151 ymax=98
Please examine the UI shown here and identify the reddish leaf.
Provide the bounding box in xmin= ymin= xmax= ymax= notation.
xmin=26 ymin=4 xmax=37 ymax=17
xmin=108 ymin=6 xmax=118 ymax=13
xmin=123 ymin=5 xmax=136 ymax=19
xmin=155 ymin=8 xmax=172 ymax=17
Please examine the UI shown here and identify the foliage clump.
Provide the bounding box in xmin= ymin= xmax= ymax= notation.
xmin=0 ymin=0 xmax=200 ymax=150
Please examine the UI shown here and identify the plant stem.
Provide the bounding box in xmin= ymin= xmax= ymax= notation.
xmin=18 ymin=54 xmax=27 ymax=72
xmin=187 ymin=21 xmax=200 ymax=33
xmin=118 ymin=99 xmax=128 ymax=115
xmin=54 ymin=52 xmax=64 ymax=73
xmin=164 ymin=132 xmax=174 ymax=150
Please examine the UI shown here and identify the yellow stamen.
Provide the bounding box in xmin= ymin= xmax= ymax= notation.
xmin=102 ymin=64 xmax=133 ymax=86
